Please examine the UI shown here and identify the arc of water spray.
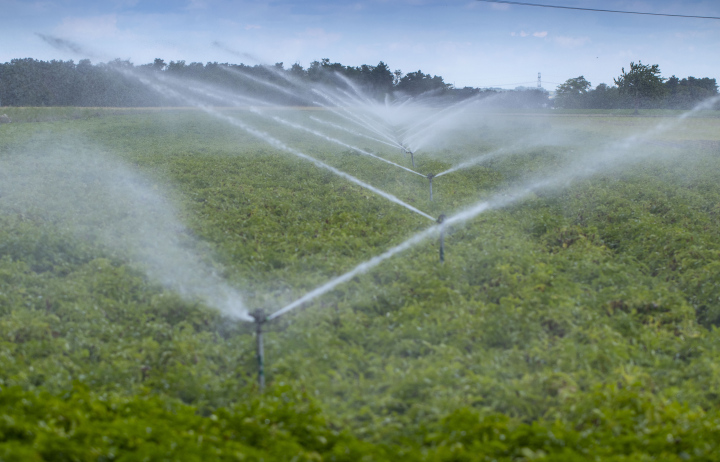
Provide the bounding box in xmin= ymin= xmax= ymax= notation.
xmin=311 ymin=99 xmax=403 ymax=149
xmin=334 ymin=72 xmax=378 ymax=108
xmin=253 ymin=109 xmax=426 ymax=178
xmin=155 ymin=73 xmax=272 ymax=108
xmin=310 ymin=116 xmax=401 ymax=150
xmin=266 ymin=193 xmax=509 ymax=321
xmin=311 ymin=89 xmax=401 ymax=146
xmin=401 ymin=93 xmax=482 ymax=138
xmin=220 ymin=65 xmax=312 ymax=105
xmin=125 ymin=71 xmax=435 ymax=222
xmin=267 ymin=95 xmax=720 ymax=321
xmin=435 ymin=136 xmax=535 ymax=178
xmin=215 ymin=55 xmax=403 ymax=149
xmin=172 ymin=78 xmax=412 ymax=178
xmin=401 ymin=94 xmax=489 ymax=151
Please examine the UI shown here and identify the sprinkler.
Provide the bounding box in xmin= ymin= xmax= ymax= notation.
xmin=250 ymin=308 xmax=267 ymax=392
xmin=437 ymin=214 xmax=446 ymax=263
xmin=427 ymin=173 xmax=435 ymax=201
xmin=400 ymin=145 xmax=415 ymax=168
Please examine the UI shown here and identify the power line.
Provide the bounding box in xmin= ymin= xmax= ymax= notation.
xmin=476 ymin=0 xmax=720 ymax=20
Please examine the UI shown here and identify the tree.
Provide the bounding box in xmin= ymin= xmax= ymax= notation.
xmin=587 ymin=83 xmax=622 ymax=109
xmin=555 ymin=76 xmax=592 ymax=108
xmin=396 ymin=70 xmax=449 ymax=96
xmin=368 ymin=61 xmax=393 ymax=95
xmin=289 ymin=63 xmax=305 ymax=79
xmin=614 ymin=61 xmax=665 ymax=114
xmin=665 ymin=75 xmax=718 ymax=109
xmin=152 ymin=58 xmax=166 ymax=72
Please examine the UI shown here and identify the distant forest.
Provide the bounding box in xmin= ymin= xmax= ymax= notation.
xmin=0 ymin=57 xmax=716 ymax=110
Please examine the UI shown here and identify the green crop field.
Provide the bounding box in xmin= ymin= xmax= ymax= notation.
xmin=2 ymin=107 xmax=720 ymax=460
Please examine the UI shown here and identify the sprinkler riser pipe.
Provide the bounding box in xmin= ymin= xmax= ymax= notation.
xmin=437 ymin=214 xmax=446 ymax=263
xmin=250 ymin=309 xmax=267 ymax=392
xmin=256 ymin=323 xmax=265 ymax=392
xmin=427 ymin=173 xmax=436 ymax=202
xmin=439 ymin=230 xmax=445 ymax=262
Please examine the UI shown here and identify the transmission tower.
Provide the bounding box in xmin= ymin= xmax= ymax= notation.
xmin=537 ymin=72 xmax=542 ymax=88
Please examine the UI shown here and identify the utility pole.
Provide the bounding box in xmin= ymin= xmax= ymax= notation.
xmin=537 ymin=72 xmax=542 ymax=89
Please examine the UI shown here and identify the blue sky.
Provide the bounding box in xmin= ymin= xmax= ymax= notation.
xmin=2 ymin=0 xmax=719 ymax=89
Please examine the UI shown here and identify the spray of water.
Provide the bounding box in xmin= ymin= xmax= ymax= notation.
xmin=309 ymin=116 xmax=401 ymax=149
xmin=434 ymin=134 xmax=540 ymax=178
xmin=220 ymin=65 xmax=312 ymax=105
xmin=125 ymin=70 xmax=436 ymax=221
xmin=0 ymin=139 xmax=252 ymax=322
xmin=267 ymin=95 xmax=720 ymax=320
xmin=310 ymin=89 xmax=400 ymax=146
xmin=401 ymin=93 xmax=502 ymax=152
xmin=252 ymin=108 xmax=426 ymax=178
xmin=155 ymin=72 xmax=271 ymax=107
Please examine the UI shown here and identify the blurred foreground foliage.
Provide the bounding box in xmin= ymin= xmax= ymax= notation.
xmin=3 ymin=379 xmax=720 ymax=460
xmin=1 ymin=110 xmax=720 ymax=459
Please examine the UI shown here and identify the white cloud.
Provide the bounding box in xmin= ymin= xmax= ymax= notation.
xmin=512 ymin=30 xmax=547 ymax=39
xmin=245 ymin=24 xmax=261 ymax=30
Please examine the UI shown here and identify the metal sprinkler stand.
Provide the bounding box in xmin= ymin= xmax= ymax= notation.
xmin=437 ymin=214 xmax=446 ymax=263
xmin=427 ymin=173 xmax=435 ymax=201
xmin=250 ymin=309 xmax=267 ymax=392
xmin=400 ymin=145 xmax=415 ymax=168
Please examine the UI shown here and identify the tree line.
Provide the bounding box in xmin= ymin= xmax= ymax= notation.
xmin=555 ymin=61 xmax=718 ymax=111
xmin=6 ymin=57 xmax=709 ymax=111
xmin=0 ymin=57 xmax=549 ymax=108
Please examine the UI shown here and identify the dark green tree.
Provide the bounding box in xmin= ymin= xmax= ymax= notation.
xmin=396 ymin=70 xmax=449 ymax=96
xmin=665 ymin=75 xmax=718 ymax=109
xmin=587 ymin=83 xmax=622 ymax=109
xmin=368 ymin=61 xmax=393 ymax=95
xmin=289 ymin=63 xmax=305 ymax=79
xmin=614 ymin=61 xmax=665 ymax=114
xmin=555 ymin=76 xmax=592 ymax=108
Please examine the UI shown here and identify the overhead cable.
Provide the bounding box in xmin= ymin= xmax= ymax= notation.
xmin=476 ymin=0 xmax=720 ymax=20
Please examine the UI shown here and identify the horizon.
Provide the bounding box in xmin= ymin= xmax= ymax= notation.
xmin=2 ymin=0 xmax=719 ymax=90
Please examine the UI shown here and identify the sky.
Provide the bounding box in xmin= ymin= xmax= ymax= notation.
xmin=2 ymin=0 xmax=719 ymax=89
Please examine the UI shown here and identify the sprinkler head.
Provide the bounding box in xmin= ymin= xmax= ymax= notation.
xmin=250 ymin=308 xmax=267 ymax=324
xmin=437 ymin=214 xmax=446 ymax=224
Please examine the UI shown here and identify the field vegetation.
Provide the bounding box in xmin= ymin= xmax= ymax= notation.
xmin=1 ymin=108 xmax=720 ymax=460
